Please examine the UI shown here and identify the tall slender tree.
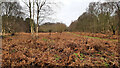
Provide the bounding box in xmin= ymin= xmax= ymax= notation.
xmin=33 ymin=0 xmax=35 ymax=33
xmin=35 ymin=0 xmax=55 ymax=36
xmin=22 ymin=0 xmax=35 ymax=34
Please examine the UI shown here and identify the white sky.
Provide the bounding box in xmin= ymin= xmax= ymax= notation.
xmin=51 ymin=0 xmax=102 ymax=26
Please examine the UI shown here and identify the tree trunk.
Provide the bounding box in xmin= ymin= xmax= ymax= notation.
xmin=36 ymin=9 xmax=39 ymax=35
xmin=117 ymin=4 xmax=120 ymax=59
xmin=112 ymin=30 xmax=115 ymax=35
xmin=36 ymin=1 xmax=39 ymax=36
xmin=29 ymin=0 xmax=34 ymax=34
xmin=118 ymin=7 xmax=120 ymax=43
xmin=2 ymin=28 xmax=5 ymax=36
xmin=33 ymin=0 xmax=35 ymax=34
xmin=36 ymin=15 xmax=39 ymax=36
xmin=36 ymin=25 xmax=39 ymax=36
xmin=30 ymin=23 xmax=33 ymax=33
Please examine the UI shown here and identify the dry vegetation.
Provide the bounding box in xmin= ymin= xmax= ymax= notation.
xmin=1 ymin=32 xmax=119 ymax=68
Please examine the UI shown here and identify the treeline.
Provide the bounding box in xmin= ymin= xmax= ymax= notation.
xmin=69 ymin=2 xmax=120 ymax=35
xmin=2 ymin=15 xmax=34 ymax=33
xmin=39 ymin=22 xmax=67 ymax=32
xmin=2 ymin=15 xmax=67 ymax=33
xmin=69 ymin=12 xmax=118 ymax=34
xmin=1 ymin=1 xmax=120 ymax=35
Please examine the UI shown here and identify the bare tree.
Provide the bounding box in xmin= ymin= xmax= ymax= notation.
xmin=87 ymin=1 xmax=120 ymax=34
xmin=104 ymin=0 xmax=120 ymax=42
xmin=36 ymin=0 xmax=46 ymax=35
xmin=0 ymin=2 xmax=24 ymax=17
xmin=22 ymin=0 xmax=35 ymax=34
xmin=33 ymin=0 xmax=35 ymax=33
xmin=22 ymin=0 xmax=56 ymax=36
xmin=0 ymin=2 xmax=24 ymax=34
xmin=35 ymin=0 xmax=55 ymax=36
xmin=105 ymin=1 xmax=120 ymax=67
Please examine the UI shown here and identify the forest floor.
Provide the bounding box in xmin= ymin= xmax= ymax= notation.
xmin=1 ymin=32 xmax=120 ymax=68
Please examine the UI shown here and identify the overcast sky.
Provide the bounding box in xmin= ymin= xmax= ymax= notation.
xmin=19 ymin=0 xmax=117 ymax=26
xmin=19 ymin=0 xmax=104 ymax=26
xmin=1 ymin=0 xmax=119 ymax=26
xmin=52 ymin=0 xmax=102 ymax=26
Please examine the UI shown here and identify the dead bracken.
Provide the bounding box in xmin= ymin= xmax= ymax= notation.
xmin=1 ymin=32 xmax=119 ymax=67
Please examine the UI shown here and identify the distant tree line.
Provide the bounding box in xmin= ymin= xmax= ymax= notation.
xmin=1 ymin=1 xmax=120 ymax=35
xmin=2 ymin=15 xmax=31 ymax=33
xmin=39 ymin=22 xmax=67 ymax=32
xmin=2 ymin=15 xmax=67 ymax=33
xmin=69 ymin=2 xmax=120 ymax=35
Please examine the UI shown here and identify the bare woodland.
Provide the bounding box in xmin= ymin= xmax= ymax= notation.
xmin=0 ymin=0 xmax=120 ymax=68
